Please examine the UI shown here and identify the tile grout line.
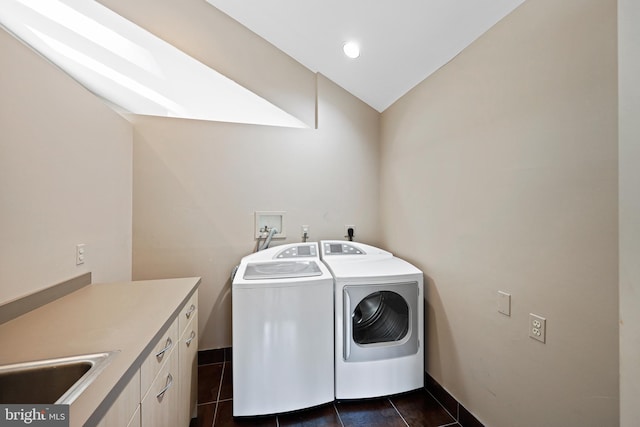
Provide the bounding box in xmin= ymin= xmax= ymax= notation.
xmin=424 ymin=387 xmax=460 ymax=424
xmin=388 ymin=398 xmax=410 ymax=427
xmin=211 ymin=360 xmax=226 ymax=427
xmin=194 ymin=362 xmax=227 ymax=409
xmin=198 ymin=361 xmax=225 ymax=368
xmin=217 ymin=361 xmax=226 ymax=402
xmin=333 ymin=402 xmax=346 ymax=427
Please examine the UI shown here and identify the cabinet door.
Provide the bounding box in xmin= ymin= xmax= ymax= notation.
xmin=96 ymin=370 xmax=140 ymax=427
xmin=126 ymin=406 xmax=140 ymax=427
xmin=179 ymin=315 xmax=198 ymax=426
xmin=141 ymin=348 xmax=179 ymax=427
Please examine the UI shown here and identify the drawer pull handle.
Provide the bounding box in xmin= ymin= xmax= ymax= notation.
xmin=185 ymin=304 xmax=196 ymax=319
xmin=156 ymin=373 xmax=173 ymax=400
xmin=186 ymin=330 xmax=196 ymax=346
xmin=155 ymin=337 xmax=173 ymax=360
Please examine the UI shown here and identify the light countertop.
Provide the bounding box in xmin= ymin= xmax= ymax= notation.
xmin=0 ymin=277 xmax=201 ymax=427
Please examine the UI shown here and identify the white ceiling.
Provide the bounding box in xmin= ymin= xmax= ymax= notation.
xmin=205 ymin=0 xmax=526 ymax=112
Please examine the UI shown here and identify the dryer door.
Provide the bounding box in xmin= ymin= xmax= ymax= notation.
xmin=343 ymin=282 xmax=419 ymax=363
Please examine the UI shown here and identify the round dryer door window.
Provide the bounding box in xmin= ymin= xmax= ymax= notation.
xmin=343 ymin=282 xmax=419 ymax=363
xmin=352 ymin=291 xmax=409 ymax=344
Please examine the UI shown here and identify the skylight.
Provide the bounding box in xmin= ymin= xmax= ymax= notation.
xmin=0 ymin=0 xmax=307 ymax=128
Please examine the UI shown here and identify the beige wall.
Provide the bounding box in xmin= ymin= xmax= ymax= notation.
xmin=0 ymin=30 xmax=133 ymax=304
xmin=619 ymin=0 xmax=640 ymax=425
xmin=380 ymin=0 xmax=618 ymax=425
xmin=131 ymin=74 xmax=380 ymax=350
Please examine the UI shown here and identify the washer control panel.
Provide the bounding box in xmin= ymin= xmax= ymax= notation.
xmin=323 ymin=242 xmax=365 ymax=255
xmin=275 ymin=244 xmax=317 ymax=258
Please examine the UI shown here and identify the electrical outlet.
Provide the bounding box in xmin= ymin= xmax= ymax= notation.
xmin=301 ymin=225 xmax=310 ymax=240
xmin=76 ymin=244 xmax=86 ymax=265
xmin=529 ymin=313 xmax=546 ymax=343
xmin=344 ymin=225 xmax=356 ymax=239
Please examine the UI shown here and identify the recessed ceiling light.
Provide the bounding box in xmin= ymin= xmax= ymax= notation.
xmin=343 ymin=41 xmax=360 ymax=59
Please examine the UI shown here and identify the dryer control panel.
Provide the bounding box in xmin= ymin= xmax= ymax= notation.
xmin=275 ymin=244 xmax=317 ymax=258
xmin=323 ymin=242 xmax=365 ymax=255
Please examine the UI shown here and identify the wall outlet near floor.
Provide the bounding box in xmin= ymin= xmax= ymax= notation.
xmin=76 ymin=243 xmax=86 ymax=265
xmin=529 ymin=313 xmax=546 ymax=343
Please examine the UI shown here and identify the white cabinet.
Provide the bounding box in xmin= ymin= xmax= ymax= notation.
xmin=96 ymin=289 xmax=198 ymax=427
xmin=141 ymin=348 xmax=179 ymax=427
xmin=141 ymin=318 xmax=179 ymax=394
xmin=178 ymin=291 xmax=198 ymax=337
xmin=96 ymin=370 xmax=140 ymax=427
xmin=139 ymin=290 xmax=198 ymax=427
xmin=127 ymin=407 xmax=140 ymax=427
xmin=179 ymin=314 xmax=198 ymax=425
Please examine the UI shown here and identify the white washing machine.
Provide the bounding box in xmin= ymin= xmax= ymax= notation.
xmin=320 ymin=241 xmax=424 ymax=400
xmin=232 ymin=242 xmax=334 ymax=416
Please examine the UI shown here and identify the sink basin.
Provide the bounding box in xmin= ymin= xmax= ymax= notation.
xmin=0 ymin=351 xmax=118 ymax=404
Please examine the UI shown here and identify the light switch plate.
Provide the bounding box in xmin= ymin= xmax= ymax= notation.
xmin=498 ymin=291 xmax=511 ymax=316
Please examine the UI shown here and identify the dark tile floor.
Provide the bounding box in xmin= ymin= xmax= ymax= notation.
xmin=193 ymin=351 xmax=461 ymax=427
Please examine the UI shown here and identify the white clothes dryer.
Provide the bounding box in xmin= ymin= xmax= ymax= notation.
xmin=320 ymin=241 xmax=424 ymax=400
xmin=232 ymin=242 xmax=334 ymax=416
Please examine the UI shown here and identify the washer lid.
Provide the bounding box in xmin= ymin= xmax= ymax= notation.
xmin=243 ymin=260 xmax=323 ymax=280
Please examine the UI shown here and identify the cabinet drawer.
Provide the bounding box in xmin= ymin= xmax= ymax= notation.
xmin=178 ymin=290 xmax=198 ymax=338
xmin=141 ymin=348 xmax=178 ymax=427
xmin=141 ymin=317 xmax=178 ymax=394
